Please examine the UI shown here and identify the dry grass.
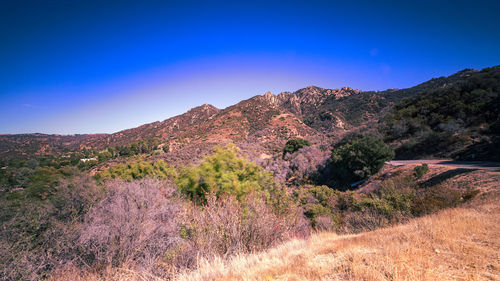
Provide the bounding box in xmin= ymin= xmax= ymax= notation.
xmin=176 ymin=192 xmax=500 ymax=281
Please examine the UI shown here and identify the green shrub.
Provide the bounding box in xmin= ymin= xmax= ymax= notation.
xmin=97 ymin=151 xmax=112 ymax=162
xmin=330 ymin=136 xmax=394 ymax=185
xmin=283 ymin=138 xmax=311 ymax=157
xmin=413 ymin=163 xmax=429 ymax=179
xmin=177 ymin=144 xmax=278 ymax=203
xmin=358 ymin=186 xmax=415 ymax=216
xmin=96 ymin=160 xmax=177 ymax=181
xmin=410 ymin=186 xmax=479 ymax=216
xmin=294 ymin=185 xmax=341 ymax=229
xmin=77 ymin=159 xmax=98 ymax=171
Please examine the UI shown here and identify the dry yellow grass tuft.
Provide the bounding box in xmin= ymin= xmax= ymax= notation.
xmin=176 ymin=193 xmax=500 ymax=281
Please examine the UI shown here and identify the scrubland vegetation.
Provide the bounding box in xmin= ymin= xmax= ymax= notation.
xmin=0 ymin=145 xmax=308 ymax=280
xmin=383 ymin=67 xmax=500 ymax=160
xmin=0 ymin=66 xmax=498 ymax=280
xmin=1 ymin=140 xmax=494 ymax=280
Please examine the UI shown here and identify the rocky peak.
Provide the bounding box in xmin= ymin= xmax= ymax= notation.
xmin=337 ymin=87 xmax=361 ymax=98
xmin=269 ymin=86 xmax=361 ymax=119
xmin=184 ymin=104 xmax=220 ymax=124
xmin=188 ymin=103 xmax=219 ymax=113
xmin=264 ymin=91 xmax=274 ymax=98
xmin=260 ymin=91 xmax=282 ymax=107
xmin=293 ymin=86 xmax=330 ymax=104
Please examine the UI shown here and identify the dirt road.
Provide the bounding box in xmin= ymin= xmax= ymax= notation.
xmin=387 ymin=159 xmax=500 ymax=172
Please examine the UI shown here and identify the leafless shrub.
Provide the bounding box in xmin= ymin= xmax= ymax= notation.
xmin=182 ymin=193 xmax=310 ymax=262
xmin=255 ymin=145 xmax=330 ymax=184
xmin=287 ymin=146 xmax=330 ymax=175
xmin=314 ymin=215 xmax=336 ymax=231
xmin=259 ymin=157 xmax=292 ymax=182
xmin=77 ymin=179 xmax=185 ymax=274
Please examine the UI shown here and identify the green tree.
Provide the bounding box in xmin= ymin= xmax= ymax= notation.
xmin=129 ymin=142 xmax=140 ymax=155
xmin=107 ymin=146 xmax=117 ymax=157
xmin=177 ymin=144 xmax=277 ymax=203
xmin=331 ymin=136 xmax=394 ymax=185
xmin=118 ymin=145 xmax=132 ymax=157
xmin=413 ymin=163 xmax=429 ymax=179
xmin=98 ymin=151 xmax=112 ymax=162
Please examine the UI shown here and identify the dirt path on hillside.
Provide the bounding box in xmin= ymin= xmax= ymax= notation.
xmin=387 ymin=160 xmax=500 ymax=171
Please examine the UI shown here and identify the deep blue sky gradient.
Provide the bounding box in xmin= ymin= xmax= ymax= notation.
xmin=1 ymin=0 xmax=499 ymax=134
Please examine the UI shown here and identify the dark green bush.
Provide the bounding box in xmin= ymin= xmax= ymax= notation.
xmin=414 ymin=163 xmax=429 ymax=179
xmin=283 ymin=138 xmax=311 ymax=157
xmin=330 ymin=136 xmax=394 ymax=185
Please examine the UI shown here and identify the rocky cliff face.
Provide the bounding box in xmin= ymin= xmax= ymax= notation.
xmin=262 ymin=86 xmax=361 ymax=118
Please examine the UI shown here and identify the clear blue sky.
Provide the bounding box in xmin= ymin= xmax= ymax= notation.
xmin=1 ymin=0 xmax=499 ymax=134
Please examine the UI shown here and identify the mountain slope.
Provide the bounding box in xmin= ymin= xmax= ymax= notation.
xmin=0 ymin=133 xmax=100 ymax=161
xmin=383 ymin=66 xmax=500 ymax=160
xmin=83 ymin=103 xmax=221 ymax=149
xmin=1 ymin=66 xmax=499 ymax=163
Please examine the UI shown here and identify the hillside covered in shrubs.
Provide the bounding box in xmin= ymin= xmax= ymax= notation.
xmin=0 ymin=142 xmax=490 ymax=280
xmin=383 ymin=66 xmax=500 ymax=160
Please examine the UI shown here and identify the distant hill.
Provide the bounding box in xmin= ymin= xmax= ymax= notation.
xmin=0 ymin=134 xmax=101 ymax=161
xmin=1 ymin=66 xmax=498 ymax=163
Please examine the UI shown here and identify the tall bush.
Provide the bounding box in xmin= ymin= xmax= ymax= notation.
xmin=176 ymin=144 xmax=277 ymax=203
xmin=331 ymin=136 xmax=394 ymax=185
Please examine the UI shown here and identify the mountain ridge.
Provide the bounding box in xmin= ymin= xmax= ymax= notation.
xmin=1 ymin=66 xmax=498 ymax=163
